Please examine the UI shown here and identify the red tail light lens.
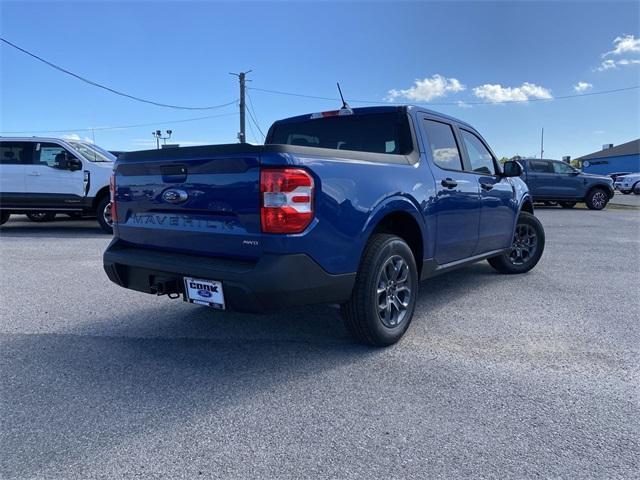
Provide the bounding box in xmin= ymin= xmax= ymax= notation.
xmin=260 ymin=168 xmax=314 ymax=233
xmin=109 ymin=172 xmax=118 ymax=222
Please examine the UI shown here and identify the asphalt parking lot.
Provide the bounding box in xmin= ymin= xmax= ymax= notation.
xmin=1 ymin=208 xmax=638 ymax=479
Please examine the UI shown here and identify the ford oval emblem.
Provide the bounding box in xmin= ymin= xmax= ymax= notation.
xmin=162 ymin=189 xmax=188 ymax=204
xmin=197 ymin=289 xmax=213 ymax=298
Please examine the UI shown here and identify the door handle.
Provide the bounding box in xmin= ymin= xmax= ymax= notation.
xmin=441 ymin=178 xmax=458 ymax=189
xmin=27 ymin=172 xmax=41 ymax=176
xmin=480 ymin=182 xmax=494 ymax=191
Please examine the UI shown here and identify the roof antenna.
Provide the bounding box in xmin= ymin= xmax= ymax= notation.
xmin=337 ymin=82 xmax=351 ymax=110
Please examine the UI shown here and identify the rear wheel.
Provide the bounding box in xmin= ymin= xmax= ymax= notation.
xmin=634 ymin=182 xmax=640 ymax=195
xmin=341 ymin=234 xmax=418 ymax=346
xmin=26 ymin=212 xmax=56 ymax=222
xmin=585 ymin=188 xmax=609 ymax=210
xmin=559 ymin=201 xmax=576 ymax=209
xmin=96 ymin=196 xmax=113 ymax=234
xmin=0 ymin=212 xmax=10 ymax=225
xmin=488 ymin=212 xmax=545 ymax=274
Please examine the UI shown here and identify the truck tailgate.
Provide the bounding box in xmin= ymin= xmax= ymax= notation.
xmin=114 ymin=145 xmax=262 ymax=260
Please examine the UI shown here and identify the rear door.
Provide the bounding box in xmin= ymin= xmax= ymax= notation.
xmin=458 ymin=128 xmax=516 ymax=253
xmin=24 ymin=142 xmax=85 ymax=210
xmin=0 ymin=141 xmax=30 ymax=198
xmin=526 ymin=160 xmax=555 ymax=198
xmin=420 ymin=116 xmax=481 ymax=264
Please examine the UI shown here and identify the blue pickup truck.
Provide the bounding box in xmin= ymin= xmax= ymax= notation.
xmin=104 ymin=106 xmax=544 ymax=346
xmin=518 ymin=158 xmax=614 ymax=210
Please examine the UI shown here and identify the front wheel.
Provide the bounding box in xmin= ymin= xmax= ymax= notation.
xmin=488 ymin=212 xmax=545 ymax=274
xmin=341 ymin=234 xmax=418 ymax=347
xmin=26 ymin=212 xmax=56 ymax=222
xmin=559 ymin=201 xmax=576 ymax=209
xmin=634 ymin=183 xmax=640 ymax=195
xmin=96 ymin=196 xmax=113 ymax=234
xmin=585 ymin=188 xmax=609 ymax=210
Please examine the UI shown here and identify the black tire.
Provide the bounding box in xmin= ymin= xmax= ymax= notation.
xmin=96 ymin=196 xmax=113 ymax=234
xmin=621 ymin=190 xmax=631 ymax=195
xmin=585 ymin=188 xmax=609 ymax=210
xmin=341 ymin=234 xmax=419 ymax=347
xmin=26 ymin=212 xmax=56 ymax=222
xmin=0 ymin=211 xmax=10 ymax=225
xmin=634 ymin=182 xmax=640 ymax=195
xmin=559 ymin=201 xmax=576 ymax=209
xmin=488 ymin=212 xmax=545 ymax=274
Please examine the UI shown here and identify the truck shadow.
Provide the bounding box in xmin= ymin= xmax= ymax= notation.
xmin=2 ymin=262 xmax=501 ymax=478
xmin=0 ymin=217 xmax=106 ymax=238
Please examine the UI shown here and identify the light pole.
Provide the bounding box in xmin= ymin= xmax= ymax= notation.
xmin=152 ymin=129 xmax=173 ymax=149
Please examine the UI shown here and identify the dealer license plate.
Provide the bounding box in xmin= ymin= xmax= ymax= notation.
xmin=183 ymin=277 xmax=225 ymax=310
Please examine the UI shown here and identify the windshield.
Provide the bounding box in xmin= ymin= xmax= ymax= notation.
xmin=268 ymin=112 xmax=413 ymax=155
xmin=68 ymin=141 xmax=115 ymax=162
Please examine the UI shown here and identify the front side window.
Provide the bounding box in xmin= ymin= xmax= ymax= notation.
xmin=461 ymin=130 xmax=496 ymax=175
xmin=529 ymin=160 xmax=553 ymax=173
xmin=552 ymin=161 xmax=576 ymax=174
xmin=0 ymin=142 xmax=33 ymax=165
xmin=422 ymin=119 xmax=463 ymax=170
xmin=34 ymin=143 xmax=74 ymax=169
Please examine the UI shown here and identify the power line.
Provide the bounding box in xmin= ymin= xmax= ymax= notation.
xmin=0 ymin=37 xmax=238 ymax=111
xmin=0 ymin=111 xmax=238 ymax=134
xmin=246 ymin=90 xmax=266 ymax=141
xmin=248 ymin=85 xmax=640 ymax=106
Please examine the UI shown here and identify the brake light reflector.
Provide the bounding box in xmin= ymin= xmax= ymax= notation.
xmin=260 ymin=168 xmax=314 ymax=233
xmin=109 ymin=172 xmax=118 ymax=222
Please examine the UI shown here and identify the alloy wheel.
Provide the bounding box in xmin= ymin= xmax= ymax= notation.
xmin=509 ymin=224 xmax=538 ymax=266
xmin=376 ymin=255 xmax=413 ymax=328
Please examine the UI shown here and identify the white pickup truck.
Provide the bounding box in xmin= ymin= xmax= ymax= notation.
xmin=0 ymin=137 xmax=115 ymax=232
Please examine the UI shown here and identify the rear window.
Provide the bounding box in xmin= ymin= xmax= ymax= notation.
xmin=268 ymin=112 xmax=413 ymax=155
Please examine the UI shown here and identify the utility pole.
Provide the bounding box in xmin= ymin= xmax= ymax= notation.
xmin=230 ymin=70 xmax=252 ymax=143
xmin=152 ymin=130 xmax=172 ymax=150
xmin=540 ymin=127 xmax=544 ymax=159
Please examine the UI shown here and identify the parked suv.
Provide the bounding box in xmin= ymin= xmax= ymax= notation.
xmin=0 ymin=138 xmax=115 ymax=232
xmin=518 ymin=159 xmax=614 ymax=210
xmin=615 ymin=173 xmax=640 ymax=195
xmin=104 ymin=106 xmax=544 ymax=346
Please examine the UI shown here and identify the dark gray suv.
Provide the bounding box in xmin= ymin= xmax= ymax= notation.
xmin=519 ymin=159 xmax=614 ymax=210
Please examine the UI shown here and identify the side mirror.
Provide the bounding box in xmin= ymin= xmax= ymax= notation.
xmin=502 ymin=160 xmax=523 ymax=177
xmin=67 ymin=157 xmax=82 ymax=171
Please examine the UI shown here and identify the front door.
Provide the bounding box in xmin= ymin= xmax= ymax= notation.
xmin=551 ymin=161 xmax=583 ymax=198
xmin=26 ymin=142 xmax=85 ymax=206
xmin=458 ymin=129 xmax=516 ymax=253
xmin=420 ymin=117 xmax=481 ymax=264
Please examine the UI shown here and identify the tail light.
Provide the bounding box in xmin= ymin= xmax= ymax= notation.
xmin=260 ymin=168 xmax=314 ymax=233
xmin=109 ymin=172 xmax=118 ymax=222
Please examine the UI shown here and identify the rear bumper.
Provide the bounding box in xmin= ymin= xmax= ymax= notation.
xmin=103 ymin=240 xmax=356 ymax=312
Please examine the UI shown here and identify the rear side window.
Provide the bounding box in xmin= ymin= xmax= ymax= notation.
xmin=422 ymin=119 xmax=463 ymax=170
xmin=268 ymin=112 xmax=413 ymax=155
xmin=0 ymin=142 xmax=33 ymax=165
xmin=460 ymin=129 xmax=496 ymax=175
xmin=529 ymin=160 xmax=553 ymax=173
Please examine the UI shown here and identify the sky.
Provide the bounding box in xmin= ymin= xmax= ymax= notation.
xmin=1 ymin=0 xmax=639 ymax=159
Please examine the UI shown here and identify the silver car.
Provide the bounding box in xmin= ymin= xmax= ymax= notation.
xmin=615 ymin=173 xmax=640 ymax=194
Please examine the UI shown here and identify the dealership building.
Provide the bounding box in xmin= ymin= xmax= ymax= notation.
xmin=575 ymin=139 xmax=640 ymax=175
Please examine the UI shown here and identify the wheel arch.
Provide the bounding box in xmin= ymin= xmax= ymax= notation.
xmin=91 ymin=186 xmax=110 ymax=209
xmin=586 ymin=183 xmax=614 ymax=199
xmin=360 ymin=197 xmax=427 ymax=276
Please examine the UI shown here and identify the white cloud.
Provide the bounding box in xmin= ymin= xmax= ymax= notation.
xmin=456 ymin=100 xmax=472 ymax=108
xmin=573 ymin=81 xmax=593 ymax=93
xmin=472 ymin=82 xmax=552 ymax=103
xmin=603 ymin=34 xmax=640 ymax=57
xmin=386 ymin=74 xmax=466 ymax=102
xmin=596 ymin=58 xmax=640 ymax=71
